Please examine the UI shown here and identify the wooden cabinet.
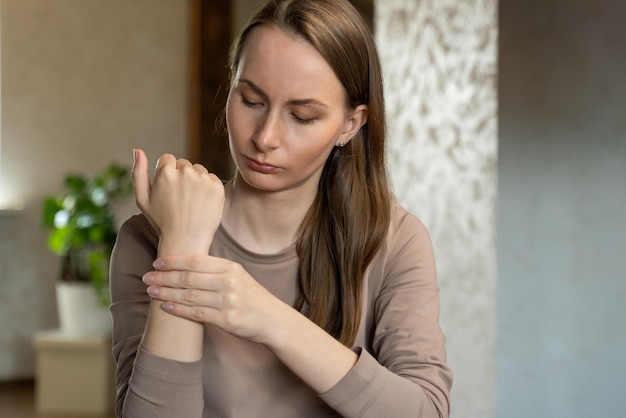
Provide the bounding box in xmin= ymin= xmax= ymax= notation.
xmin=33 ymin=330 xmax=114 ymax=415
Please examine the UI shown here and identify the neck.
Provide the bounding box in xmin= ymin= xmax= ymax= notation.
xmin=221 ymin=175 xmax=317 ymax=254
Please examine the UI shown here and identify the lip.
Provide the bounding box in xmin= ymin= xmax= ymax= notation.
xmin=245 ymin=157 xmax=280 ymax=174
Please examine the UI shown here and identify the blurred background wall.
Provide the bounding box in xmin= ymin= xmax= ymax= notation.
xmin=498 ymin=0 xmax=626 ymax=417
xmin=0 ymin=0 xmax=189 ymax=378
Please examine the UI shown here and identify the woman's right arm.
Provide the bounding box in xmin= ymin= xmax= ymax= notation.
xmin=110 ymin=215 xmax=205 ymax=418
xmin=110 ymin=150 xmax=224 ymax=417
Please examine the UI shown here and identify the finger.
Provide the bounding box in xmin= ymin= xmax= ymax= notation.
xmin=155 ymin=153 xmax=176 ymax=173
xmin=193 ymin=163 xmax=209 ymax=174
xmin=162 ymin=302 xmax=221 ymax=324
xmin=176 ymin=158 xmax=193 ymax=169
xmin=143 ymin=270 xmax=222 ymax=291
xmin=147 ymin=285 xmax=225 ymax=309
xmin=132 ymin=149 xmax=151 ymax=210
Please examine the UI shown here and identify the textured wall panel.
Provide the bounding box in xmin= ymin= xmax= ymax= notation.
xmin=376 ymin=1 xmax=498 ymax=417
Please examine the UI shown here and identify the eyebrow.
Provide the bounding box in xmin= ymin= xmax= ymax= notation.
xmin=238 ymin=78 xmax=329 ymax=108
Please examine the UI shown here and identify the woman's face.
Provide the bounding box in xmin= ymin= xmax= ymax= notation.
xmin=226 ymin=25 xmax=366 ymax=196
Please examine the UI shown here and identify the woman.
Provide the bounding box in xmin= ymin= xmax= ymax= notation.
xmin=110 ymin=0 xmax=453 ymax=417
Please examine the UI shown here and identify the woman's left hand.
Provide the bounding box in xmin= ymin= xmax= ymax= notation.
xmin=143 ymin=254 xmax=288 ymax=345
xmin=144 ymin=254 xmax=359 ymax=395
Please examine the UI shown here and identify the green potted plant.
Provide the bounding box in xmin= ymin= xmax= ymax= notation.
xmin=41 ymin=163 xmax=132 ymax=334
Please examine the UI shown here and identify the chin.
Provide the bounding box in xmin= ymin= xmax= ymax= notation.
xmin=236 ymin=171 xmax=282 ymax=192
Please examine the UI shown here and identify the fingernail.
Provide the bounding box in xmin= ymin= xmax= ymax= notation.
xmin=133 ymin=148 xmax=138 ymax=162
xmin=162 ymin=302 xmax=174 ymax=312
xmin=147 ymin=286 xmax=159 ymax=296
xmin=153 ymin=259 xmax=164 ymax=269
xmin=142 ymin=273 xmax=154 ymax=284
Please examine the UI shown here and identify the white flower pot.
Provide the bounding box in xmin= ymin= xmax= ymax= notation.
xmin=55 ymin=282 xmax=111 ymax=335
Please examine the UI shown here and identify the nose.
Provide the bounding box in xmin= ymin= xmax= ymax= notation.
xmin=253 ymin=110 xmax=282 ymax=152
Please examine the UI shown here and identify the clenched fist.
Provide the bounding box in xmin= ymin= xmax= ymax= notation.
xmin=132 ymin=149 xmax=225 ymax=255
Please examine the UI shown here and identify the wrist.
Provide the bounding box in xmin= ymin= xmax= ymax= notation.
xmin=158 ymin=232 xmax=213 ymax=256
xmin=262 ymin=302 xmax=307 ymax=351
xmin=142 ymin=301 xmax=204 ymax=361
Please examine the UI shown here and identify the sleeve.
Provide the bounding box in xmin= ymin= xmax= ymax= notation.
xmin=109 ymin=215 xmax=204 ymax=418
xmin=319 ymin=209 xmax=453 ymax=418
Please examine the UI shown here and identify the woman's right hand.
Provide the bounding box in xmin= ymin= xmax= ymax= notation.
xmin=131 ymin=149 xmax=225 ymax=255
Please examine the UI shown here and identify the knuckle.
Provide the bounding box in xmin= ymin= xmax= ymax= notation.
xmin=183 ymin=289 xmax=199 ymax=304
xmin=190 ymin=307 xmax=205 ymax=322
xmin=227 ymin=262 xmax=243 ymax=275
xmin=155 ymin=166 xmax=174 ymax=183
xmin=188 ymin=255 xmax=203 ymax=271
xmin=224 ymin=275 xmax=238 ymax=291
xmin=223 ymin=308 xmax=240 ymax=328
xmin=222 ymin=263 xmax=244 ymax=290
xmin=180 ymin=271 xmax=195 ymax=287
xmin=211 ymin=175 xmax=223 ymax=186
xmin=222 ymin=291 xmax=239 ymax=307
xmin=209 ymin=175 xmax=226 ymax=196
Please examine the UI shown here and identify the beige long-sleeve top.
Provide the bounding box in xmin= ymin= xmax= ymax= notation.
xmin=110 ymin=197 xmax=453 ymax=417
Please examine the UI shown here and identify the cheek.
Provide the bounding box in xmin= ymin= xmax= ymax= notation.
xmin=291 ymin=128 xmax=339 ymax=166
xmin=226 ymin=102 xmax=249 ymax=147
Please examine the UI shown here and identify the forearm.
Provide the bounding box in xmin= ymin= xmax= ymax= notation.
xmin=140 ymin=236 xmax=208 ymax=362
xmin=265 ymin=305 xmax=449 ymax=418
xmin=264 ymin=303 xmax=358 ymax=394
xmin=111 ymin=217 xmax=209 ymax=418
xmin=140 ymin=302 xmax=203 ymax=361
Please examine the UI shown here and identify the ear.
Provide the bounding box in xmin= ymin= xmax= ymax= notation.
xmin=337 ymin=104 xmax=368 ymax=147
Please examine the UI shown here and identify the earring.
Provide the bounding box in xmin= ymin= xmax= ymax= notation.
xmin=337 ymin=142 xmax=345 ymax=148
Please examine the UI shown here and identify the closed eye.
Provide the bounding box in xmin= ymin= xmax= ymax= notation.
xmin=292 ymin=113 xmax=315 ymax=125
xmin=241 ymin=95 xmax=263 ymax=108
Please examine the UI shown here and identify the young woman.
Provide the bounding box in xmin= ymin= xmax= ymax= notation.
xmin=110 ymin=0 xmax=453 ymax=416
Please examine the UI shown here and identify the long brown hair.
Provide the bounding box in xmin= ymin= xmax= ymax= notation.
xmin=229 ymin=0 xmax=391 ymax=346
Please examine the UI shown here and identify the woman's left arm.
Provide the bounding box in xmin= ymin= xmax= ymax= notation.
xmin=144 ymin=254 xmax=359 ymax=394
xmin=317 ymin=211 xmax=453 ymax=418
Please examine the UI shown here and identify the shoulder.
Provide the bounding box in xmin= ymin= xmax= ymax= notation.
xmin=112 ymin=214 xmax=159 ymax=270
xmin=372 ymin=195 xmax=437 ymax=285
xmin=386 ymin=195 xmax=433 ymax=255
xmin=117 ymin=214 xmax=159 ymax=249
xmin=110 ymin=214 xmax=159 ymax=301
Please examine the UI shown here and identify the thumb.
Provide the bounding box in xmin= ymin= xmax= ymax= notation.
xmin=132 ymin=148 xmax=151 ymax=211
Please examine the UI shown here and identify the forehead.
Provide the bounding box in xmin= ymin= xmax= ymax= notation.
xmin=235 ymin=25 xmax=345 ymax=103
